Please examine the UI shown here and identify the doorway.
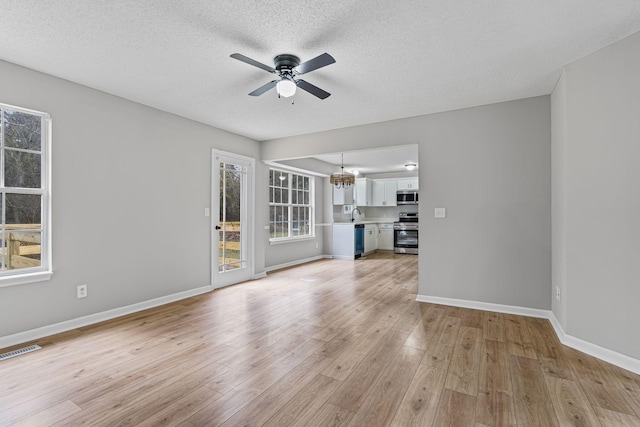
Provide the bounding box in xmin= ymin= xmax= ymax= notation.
xmin=212 ymin=150 xmax=254 ymax=289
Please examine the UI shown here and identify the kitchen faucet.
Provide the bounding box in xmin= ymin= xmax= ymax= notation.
xmin=351 ymin=207 xmax=362 ymax=222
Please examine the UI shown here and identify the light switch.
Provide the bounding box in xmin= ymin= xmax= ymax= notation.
xmin=204 ymin=208 xmax=210 ymax=217
xmin=435 ymin=208 xmax=446 ymax=219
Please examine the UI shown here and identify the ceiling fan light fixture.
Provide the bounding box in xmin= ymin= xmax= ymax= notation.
xmin=404 ymin=163 xmax=417 ymax=171
xmin=276 ymin=79 xmax=297 ymax=98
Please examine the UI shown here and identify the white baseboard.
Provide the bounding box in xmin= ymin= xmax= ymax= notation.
xmin=0 ymin=285 xmax=212 ymax=350
xmin=264 ymin=255 xmax=332 ymax=272
xmin=416 ymin=294 xmax=640 ymax=375
xmin=416 ymin=295 xmax=550 ymax=319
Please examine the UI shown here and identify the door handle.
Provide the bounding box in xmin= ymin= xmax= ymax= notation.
xmin=215 ymin=225 xmax=221 ymax=230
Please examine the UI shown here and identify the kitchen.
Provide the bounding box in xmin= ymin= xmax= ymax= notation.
xmin=332 ymin=176 xmax=419 ymax=260
xmin=268 ymin=145 xmax=419 ymax=262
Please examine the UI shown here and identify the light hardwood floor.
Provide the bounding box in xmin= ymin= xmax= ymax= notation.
xmin=1 ymin=252 xmax=640 ymax=426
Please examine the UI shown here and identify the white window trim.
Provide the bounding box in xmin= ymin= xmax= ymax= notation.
xmin=269 ymin=236 xmax=317 ymax=245
xmin=0 ymin=102 xmax=52 ymax=287
xmin=268 ymin=168 xmax=315 ymax=243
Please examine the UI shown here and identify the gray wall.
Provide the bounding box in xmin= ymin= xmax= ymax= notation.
xmin=552 ymin=32 xmax=640 ymax=359
xmin=263 ymin=96 xmax=552 ymax=310
xmin=0 ymin=59 xmax=262 ymax=337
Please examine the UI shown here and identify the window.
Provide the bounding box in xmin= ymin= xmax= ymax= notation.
xmin=269 ymin=169 xmax=314 ymax=241
xmin=0 ymin=102 xmax=51 ymax=286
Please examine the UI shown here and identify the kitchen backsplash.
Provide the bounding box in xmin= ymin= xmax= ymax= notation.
xmin=333 ymin=204 xmax=418 ymax=222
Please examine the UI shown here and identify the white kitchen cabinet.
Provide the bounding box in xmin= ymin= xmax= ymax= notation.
xmin=364 ymin=223 xmax=377 ymax=254
xmin=397 ymin=178 xmax=419 ymax=190
xmin=372 ymin=179 xmax=397 ymax=206
xmin=377 ymin=223 xmax=394 ymax=251
xmin=355 ymin=178 xmax=372 ymax=206
xmin=333 ymin=185 xmax=354 ymax=205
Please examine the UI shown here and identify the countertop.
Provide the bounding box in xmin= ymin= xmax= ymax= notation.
xmin=333 ymin=218 xmax=396 ymax=225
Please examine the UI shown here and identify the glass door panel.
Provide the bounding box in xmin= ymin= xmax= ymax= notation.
xmin=212 ymin=151 xmax=253 ymax=288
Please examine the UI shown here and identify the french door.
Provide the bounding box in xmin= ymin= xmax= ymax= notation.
xmin=212 ymin=150 xmax=254 ymax=289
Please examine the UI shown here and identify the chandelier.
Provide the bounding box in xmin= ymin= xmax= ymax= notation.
xmin=330 ymin=153 xmax=355 ymax=189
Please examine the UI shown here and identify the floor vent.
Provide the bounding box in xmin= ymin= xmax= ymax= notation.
xmin=0 ymin=344 xmax=41 ymax=361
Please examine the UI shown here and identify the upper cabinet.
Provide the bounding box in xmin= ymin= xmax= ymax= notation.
xmin=336 ymin=177 xmax=417 ymax=206
xmin=397 ymin=178 xmax=419 ymax=190
xmin=355 ymin=178 xmax=372 ymax=206
xmin=333 ymin=185 xmax=354 ymax=205
xmin=372 ymin=179 xmax=397 ymax=206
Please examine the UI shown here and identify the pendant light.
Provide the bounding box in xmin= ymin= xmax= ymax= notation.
xmin=330 ymin=154 xmax=355 ymax=189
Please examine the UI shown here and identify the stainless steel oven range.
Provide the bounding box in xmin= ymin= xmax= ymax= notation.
xmin=394 ymin=212 xmax=418 ymax=254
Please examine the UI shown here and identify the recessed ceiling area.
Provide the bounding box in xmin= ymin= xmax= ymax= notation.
xmin=1 ymin=2 xmax=640 ymax=141
xmin=270 ymin=145 xmax=419 ymax=176
xmin=313 ymin=146 xmax=419 ymax=175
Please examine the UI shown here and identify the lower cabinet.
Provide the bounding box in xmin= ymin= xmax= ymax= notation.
xmin=364 ymin=224 xmax=377 ymax=254
xmin=377 ymin=223 xmax=394 ymax=251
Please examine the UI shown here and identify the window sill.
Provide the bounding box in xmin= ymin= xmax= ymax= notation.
xmin=0 ymin=270 xmax=53 ymax=288
xmin=269 ymin=236 xmax=316 ymax=245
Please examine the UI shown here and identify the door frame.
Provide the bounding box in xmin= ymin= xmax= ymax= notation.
xmin=211 ymin=149 xmax=255 ymax=289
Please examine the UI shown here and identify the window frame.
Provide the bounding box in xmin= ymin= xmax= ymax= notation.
xmin=0 ymin=102 xmax=52 ymax=287
xmin=268 ymin=168 xmax=315 ymax=243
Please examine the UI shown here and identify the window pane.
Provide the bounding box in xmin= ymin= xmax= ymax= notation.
xmin=280 ymin=206 xmax=289 ymax=222
xmin=4 ymin=110 xmax=42 ymax=151
xmin=5 ymin=231 xmax=41 ymax=270
xmin=276 ymin=173 xmax=287 ymax=188
xmin=6 ymin=194 xmax=41 ymax=226
xmin=5 ymin=150 xmax=41 ymax=188
xmin=224 ymin=170 xmax=242 ymax=223
xmin=0 ymin=196 xmax=3 ymax=271
xmin=268 ymin=169 xmax=313 ymax=240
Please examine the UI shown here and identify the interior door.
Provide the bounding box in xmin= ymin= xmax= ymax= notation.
xmin=212 ymin=150 xmax=254 ymax=289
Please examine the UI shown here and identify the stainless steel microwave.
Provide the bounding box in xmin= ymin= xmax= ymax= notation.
xmin=396 ymin=190 xmax=418 ymax=205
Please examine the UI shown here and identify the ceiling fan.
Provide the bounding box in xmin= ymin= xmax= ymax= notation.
xmin=230 ymin=52 xmax=336 ymax=99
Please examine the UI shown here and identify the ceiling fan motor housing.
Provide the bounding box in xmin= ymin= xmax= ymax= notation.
xmin=274 ymin=54 xmax=300 ymax=73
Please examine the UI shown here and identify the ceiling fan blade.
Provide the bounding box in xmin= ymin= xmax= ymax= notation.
xmin=296 ymin=79 xmax=331 ymax=99
xmin=248 ymin=80 xmax=278 ymax=96
xmin=295 ymin=53 xmax=336 ymax=75
xmin=230 ymin=53 xmax=276 ymax=73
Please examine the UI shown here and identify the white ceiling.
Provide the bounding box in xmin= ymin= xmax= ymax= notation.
xmin=2 ymin=1 xmax=640 ymax=142
xmin=310 ymin=146 xmax=419 ymax=175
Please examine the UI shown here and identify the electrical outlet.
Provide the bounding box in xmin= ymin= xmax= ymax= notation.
xmin=315 ymin=242 xmax=319 ymax=249
xmin=555 ymin=286 xmax=560 ymax=301
xmin=77 ymin=284 xmax=88 ymax=299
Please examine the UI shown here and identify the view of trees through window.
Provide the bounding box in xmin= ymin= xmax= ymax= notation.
xmin=1 ymin=105 xmax=46 ymax=273
xmin=269 ymin=169 xmax=313 ymax=240
xmin=218 ymin=162 xmax=244 ymax=272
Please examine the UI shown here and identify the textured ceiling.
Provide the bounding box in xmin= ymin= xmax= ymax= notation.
xmin=2 ymin=1 xmax=640 ymax=141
